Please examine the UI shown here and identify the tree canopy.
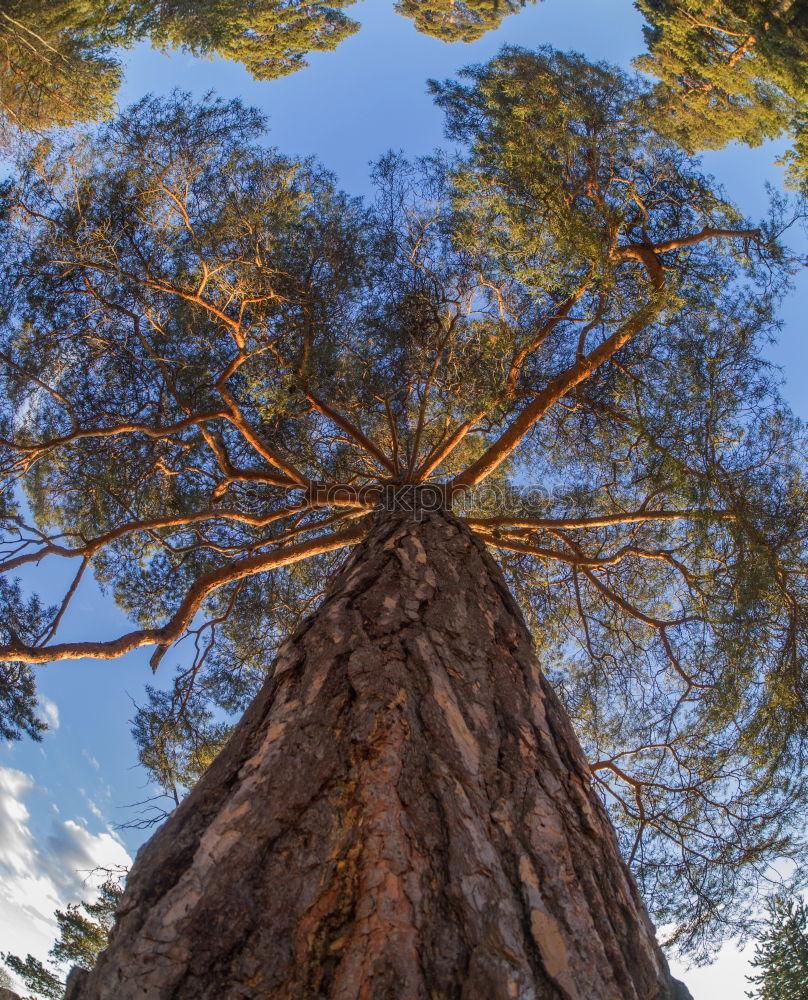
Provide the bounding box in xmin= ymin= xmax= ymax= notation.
xmin=126 ymin=0 xmax=360 ymax=80
xmin=2 ymin=0 xmax=806 ymax=190
xmin=394 ymin=0 xmax=534 ymax=43
xmin=747 ymin=892 xmax=808 ymax=1000
xmin=635 ymin=0 xmax=808 ymax=188
xmin=0 ymin=0 xmax=122 ymax=142
xmin=0 ymin=0 xmax=358 ymax=141
xmin=3 ymin=876 xmax=124 ymax=1000
xmin=0 ymin=50 xmax=806 ymax=958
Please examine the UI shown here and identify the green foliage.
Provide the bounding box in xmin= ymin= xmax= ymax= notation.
xmin=2 ymin=0 xmax=806 ymax=190
xmin=0 ymin=579 xmax=53 ymax=741
xmin=133 ymin=683 xmax=233 ymax=803
xmin=0 ymin=660 xmax=45 ymax=742
xmin=394 ymin=0 xmax=535 ymax=43
xmin=50 ymin=878 xmax=123 ymax=968
xmin=0 ymin=0 xmax=358 ymax=143
xmin=125 ymin=0 xmax=359 ymax=80
xmin=131 ymin=555 xmax=332 ymax=799
xmin=0 ymin=61 xmax=805 ymax=959
xmin=1 ymin=953 xmax=62 ymax=1000
xmin=0 ymin=0 xmax=122 ymax=142
xmin=635 ymin=0 xmax=808 ymax=187
xmin=3 ymin=877 xmax=123 ymax=999
xmin=430 ymin=46 xmax=747 ymax=307
xmin=747 ymin=893 xmax=808 ymax=999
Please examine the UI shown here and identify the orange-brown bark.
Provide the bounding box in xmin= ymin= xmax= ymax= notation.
xmin=68 ymin=505 xmax=686 ymax=999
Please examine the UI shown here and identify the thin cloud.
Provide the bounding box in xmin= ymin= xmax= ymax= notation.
xmin=37 ymin=697 xmax=60 ymax=731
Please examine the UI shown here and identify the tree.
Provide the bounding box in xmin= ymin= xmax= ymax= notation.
xmin=0 ymin=48 xmax=805 ymax=992
xmin=1 ymin=955 xmax=61 ymax=1000
xmin=634 ymin=0 xmax=808 ymax=187
xmin=125 ymin=0 xmax=360 ymax=80
xmin=0 ymin=0 xmax=122 ymax=144
xmin=131 ymin=681 xmax=232 ymax=812
xmin=0 ymin=0 xmax=358 ymax=143
xmin=394 ymin=0 xmax=536 ymax=43
xmin=3 ymin=877 xmax=124 ymax=1000
xmin=747 ymin=893 xmax=808 ymax=1000
xmin=0 ymin=579 xmax=53 ymax=740
xmin=0 ymin=965 xmax=20 ymax=997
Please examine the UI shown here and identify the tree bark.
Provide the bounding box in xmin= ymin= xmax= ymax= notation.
xmin=74 ymin=506 xmax=684 ymax=999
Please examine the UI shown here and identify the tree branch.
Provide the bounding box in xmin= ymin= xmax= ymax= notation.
xmin=0 ymin=521 xmax=369 ymax=665
xmin=451 ymin=292 xmax=666 ymax=490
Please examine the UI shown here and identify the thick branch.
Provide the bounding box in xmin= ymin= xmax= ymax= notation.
xmin=413 ymin=405 xmax=494 ymax=481
xmin=613 ymin=228 xmax=762 ymax=288
xmin=0 ymin=522 xmax=369 ymax=665
xmin=451 ymin=293 xmax=666 ymax=490
xmin=506 ymin=283 xmax=590 ymax=394
xmin=304 ymin=391 xmax=397 ymax=475
xmin=465 ymin=510 xmax=734 ymax=531
xmin=1 ymin=412 xmax=228 ymax=461
xmin=649 ymin=227 xmax=761 ymax=254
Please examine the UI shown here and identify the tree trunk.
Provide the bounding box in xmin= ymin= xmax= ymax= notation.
xmin=73 ymin=506 xmax=685 ymax=999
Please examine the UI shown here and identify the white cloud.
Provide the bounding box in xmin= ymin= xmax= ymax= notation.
xmin=44 ymin=821 xmax=129 ymax=895
xmin=0 ymin=766 xmax=131 ymax=980
xmin=79 ymin=791 xmax=105 ymax=822
xmin=38 ymin=697 xmax=60 ymax=731
xmin=668 ymin=942 xmax=756 ymax=999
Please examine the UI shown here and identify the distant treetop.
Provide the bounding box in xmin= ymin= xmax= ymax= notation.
xmin=635 ymin=0 xmax=808 ymax=188
xmin=2 ymin=0 xmax=806 ymax=188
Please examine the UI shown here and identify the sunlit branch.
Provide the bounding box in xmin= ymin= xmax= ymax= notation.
xmin=472 ymin=528 xmax=700 ymax=582
xmin=1 ymin=412 xmax=228 ymax=469
xmin=218 ymin=387 xmax=313 ymax=488
xmin=66 ymin=258 xmax=251 ymax=349
xmin=382 ymin=397 xmax=402 ymax=476
xmin=0 ymin=521 xmax=370 ymax=666
xmin=614 ymin=228 xmax=762 ymax=288
xmin=648 ymin=227 xmax=762 ymax=254
xmin=303 ymin=390 xmax=397 ymax=476
xmin=451 ymin=292 xmax=667 ymax=490
xmin=465 ymin=510 xmax=735 ymax=531
xmin=413 ymin=404 xmax=494 ymax=481
xmin=0 ymin=486 xmax=383 ymax=574
xmin=36 ymin=556 xmax=88 ymax=646
xmin=506 ymin=282 xmax=591 ymax=394
xmin=413 ymin=288 xmax=593 ymax=481
xmin=407 ymin=332 xmax=450 ymax=479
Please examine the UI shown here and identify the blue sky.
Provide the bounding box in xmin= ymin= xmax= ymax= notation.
xmin=1 ymin=1 xmax=805 ymax=995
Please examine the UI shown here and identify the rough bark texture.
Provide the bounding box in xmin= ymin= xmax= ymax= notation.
xmin=74 ymin=507 xmax=684 ymax=999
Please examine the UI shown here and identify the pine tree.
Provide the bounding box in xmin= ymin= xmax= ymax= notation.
xmin=0 ymin=0 xmax=358 ymax=144
xmin=123 ymin=0 xmax=359 ymax=80
xmin=747 ymin=894 xmax=808 ymax=1000
xmin=1 ymin=954 xmax=61 ymax=1000
xmin=635 ymin=0 xmax=808 ymax=187
xmin=394 ymin=0 xmax=535 ymax=43
xmin=3 ymin=878 xmax=124 ymax=1000
xmin=0 ymin=0 xmax=122 ymax=143
xmin=0 ymin=50 xmax=805 ymax=993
